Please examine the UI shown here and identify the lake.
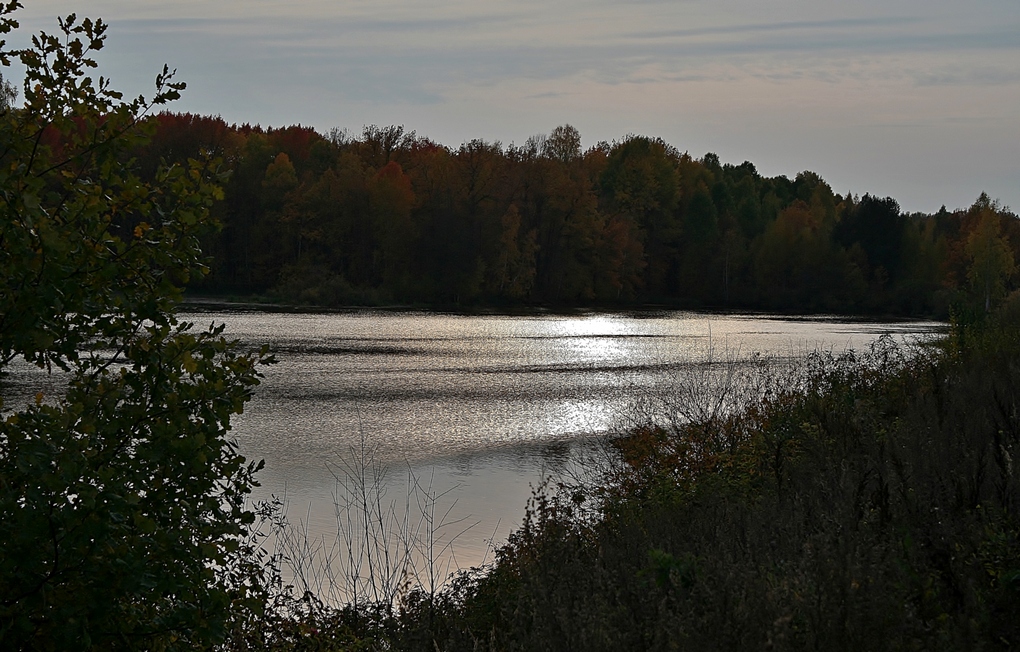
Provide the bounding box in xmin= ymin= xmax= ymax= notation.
xmin=2 ymin=308 xmax=939 ymax=598
xmin=175 ymin=308 xmax=939 ymax=597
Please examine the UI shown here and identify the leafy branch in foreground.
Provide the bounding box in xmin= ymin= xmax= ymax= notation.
xmin=0 ymin=5 xmax=271 ymax=649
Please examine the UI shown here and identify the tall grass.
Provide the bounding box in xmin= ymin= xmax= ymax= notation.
xmin=224 ymin=428 xmax=487 ymax=650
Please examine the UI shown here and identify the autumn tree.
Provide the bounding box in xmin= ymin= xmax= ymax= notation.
xmin=600 ymin=137 xmax=680 ymax=296
xmin=494 ymin=204 xmax=539 ymax=299
xmin=753 ymin=198 xmax=852 ymax=309
xmin=526 ymin=135 xmax=603 ymax=301
xmin=369 ymin=160 xmax=417 ymax=294
xmin=543 ymin=124 xmax=582 ymax=163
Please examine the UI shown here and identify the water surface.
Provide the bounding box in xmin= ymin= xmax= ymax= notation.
xmin=187 ymin=309 xmax=938 ymax=580
xmin=3 ymin=309 xmax=938 ymax=589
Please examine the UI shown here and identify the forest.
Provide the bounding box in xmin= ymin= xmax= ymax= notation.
xmin=138 ymin=114 xmax=1020 ymax=316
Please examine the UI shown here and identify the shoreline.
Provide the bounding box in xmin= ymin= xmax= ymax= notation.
xmin=181 ymin=292 xmax=947 ymax=324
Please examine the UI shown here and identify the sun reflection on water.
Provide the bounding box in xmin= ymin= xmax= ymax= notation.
xmin=176 ymin=308 xmax=941 ymax=596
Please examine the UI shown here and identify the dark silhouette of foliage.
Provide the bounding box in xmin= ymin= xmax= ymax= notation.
xmin=123 ymin=114 xmax=1016 ymax=315
xmin=0 ymin=6 xmax=270 ymax=649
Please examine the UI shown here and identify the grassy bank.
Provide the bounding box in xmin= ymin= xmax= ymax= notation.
xmin=229 ymin=296 xmax=1020 ymax=651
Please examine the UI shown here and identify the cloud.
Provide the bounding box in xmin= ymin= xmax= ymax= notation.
xmin=102 ymin=6 xmax=1019 ymax=93
xmin=625 ymin=16 xmax=923 ymax=41
xmin=13 ymin=0 xmax=1019 ymax=211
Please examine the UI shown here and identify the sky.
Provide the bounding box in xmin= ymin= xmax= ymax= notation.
xmin=7 ymin=1 xmax=1020 ymax=213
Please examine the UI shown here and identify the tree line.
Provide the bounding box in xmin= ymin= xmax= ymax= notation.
xmin=139 ymin=114 xmax=1019 ymax=315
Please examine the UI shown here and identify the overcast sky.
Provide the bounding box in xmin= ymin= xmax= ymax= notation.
xmin=9 ymin=1 xmax=1020 ymax=213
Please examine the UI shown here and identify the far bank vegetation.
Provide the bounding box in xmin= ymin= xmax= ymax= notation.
xmin=138 ymin=115 xmax=1019 ymax=315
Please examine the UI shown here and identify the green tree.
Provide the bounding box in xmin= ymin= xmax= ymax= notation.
xmin=0 ymin=7 xmax=269 ymax=649
xmin=0 ymin=69 xmax=13 ymax=109
xmin=966 ymin=196 xmax=1016 ymax=312
xmin=753 ymin=199 xmax=844 ymax=309
xmin=493 ymin=204 xmax=538 ymax=299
